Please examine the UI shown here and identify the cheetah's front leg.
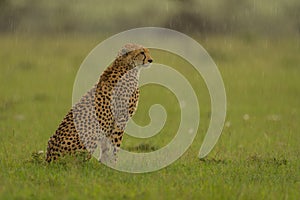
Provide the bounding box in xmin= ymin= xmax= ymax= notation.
xmin=111 ymin=129 xmax=124 ymax=159
xmin=97 ymin=136 xmax=114 ymax=164
xmin=98 ymin=127 xmax=124 ymax=165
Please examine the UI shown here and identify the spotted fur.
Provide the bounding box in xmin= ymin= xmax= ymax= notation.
xmin=46 ymin=44 xmax=153 ymax=163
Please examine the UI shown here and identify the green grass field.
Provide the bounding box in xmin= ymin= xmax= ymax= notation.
xmin=0 ymin=34 xmax=299 ymax=199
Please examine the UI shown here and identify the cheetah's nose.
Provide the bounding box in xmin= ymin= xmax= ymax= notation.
xmin=148 ymin=59 xmax=153 ymax=63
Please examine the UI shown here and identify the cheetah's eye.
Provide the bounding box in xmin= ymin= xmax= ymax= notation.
xmin=140 ymin=51 xmax=145 ymax=55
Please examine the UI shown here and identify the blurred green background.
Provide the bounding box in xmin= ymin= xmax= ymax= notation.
xmin=1 ymin=0 xmax=300 ymax=37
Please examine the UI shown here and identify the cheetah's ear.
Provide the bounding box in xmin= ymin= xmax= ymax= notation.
xmin=117 ymin=47 xmax=128 ymax=57
xmin=121 ymin=48 xmax=128 ymax=56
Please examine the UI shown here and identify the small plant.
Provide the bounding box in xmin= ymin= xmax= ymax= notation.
xmin=27 ymin=150 xmax=47 ymax=165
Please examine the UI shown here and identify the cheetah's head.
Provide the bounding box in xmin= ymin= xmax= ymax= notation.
xmin=118 ymin=43 xmax=153 ymax=68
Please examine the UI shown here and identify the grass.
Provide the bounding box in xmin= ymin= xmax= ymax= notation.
xmin=0 ymin=34 xmax=299 ymax=199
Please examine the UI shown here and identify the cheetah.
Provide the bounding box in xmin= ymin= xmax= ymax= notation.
xmin=46 ymin=43 xmax=153 ymax=163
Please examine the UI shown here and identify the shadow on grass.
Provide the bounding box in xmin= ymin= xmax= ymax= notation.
xmin=246 ymin=154 xmax=288 ymax=166
xmin=25 ymin=151 xmax=92 ymax=169
xmin=125 ymin=143 xmax=159 ymax=153
xmin=199 ymin=158 xmax=227 ymax=165
xmin=199 ymin=154 xmax=288 ymax=167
